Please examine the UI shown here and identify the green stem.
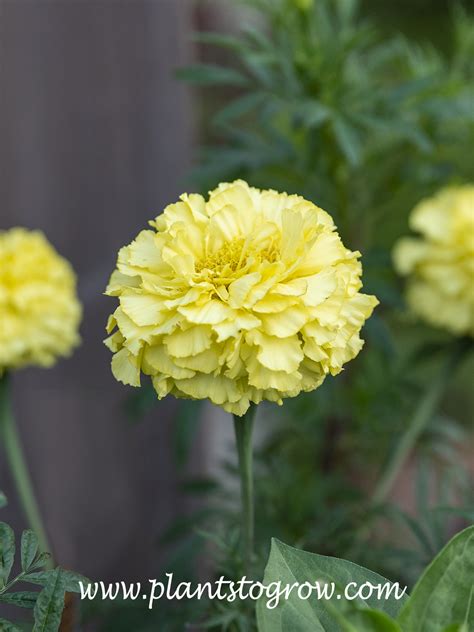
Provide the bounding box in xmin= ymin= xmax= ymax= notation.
xmin=0 ymin=372 xmax=53 ymax=567
xmin=233 ymin=404 xmax=257 ymax=576
xmin=372 ymin=339 xmax=470 ymax=505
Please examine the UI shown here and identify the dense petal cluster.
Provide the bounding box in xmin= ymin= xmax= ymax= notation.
xmin=393 ymin=186 xmax=474 ymax=337
xmin=105 ymin=181 xmax=378 ymax=415
xmin=0 ymin=228 xmax=82 ymax=372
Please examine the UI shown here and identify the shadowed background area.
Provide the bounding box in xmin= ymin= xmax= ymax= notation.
xmin=0 ymin=0 xmax=196 ymax=581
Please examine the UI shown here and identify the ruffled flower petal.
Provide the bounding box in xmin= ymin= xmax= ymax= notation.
xmin=105 ymin=180 xmax=378 ymax=414
xmin=393 ymin=185 xmax=474 ymax=337
xmin=0 ymin=228 xmax=81 ymax=372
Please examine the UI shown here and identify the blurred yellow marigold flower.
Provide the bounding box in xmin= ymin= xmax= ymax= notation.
xmin=393 ymin=185 xmax=474 ymax=337
xmin=0 ymin=228 xmax=82 ymax=372
xmin=105 ymin=180 xmax=378 ymax=415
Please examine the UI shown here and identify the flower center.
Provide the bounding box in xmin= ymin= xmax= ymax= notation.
xmin=195 ymin=237 xmax=280 ymax=282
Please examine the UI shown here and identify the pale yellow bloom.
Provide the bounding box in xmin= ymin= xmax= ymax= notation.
xmin=393 ymin=186 xmax=474 ymax=337
xmin=105 ymin=180 xmax=378 ymax=415
xmin=0 ymin=228 xmax=82 ymax=371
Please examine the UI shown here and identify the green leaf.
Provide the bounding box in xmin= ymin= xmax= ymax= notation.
xmin=0 ymin=590 xmax=38 ymax=609
xmin=342 ymin=608 xmax=402 ymax=631
xmin=215 ymin=92 xmax=265 ymax=126
xmin=32 ymin=568 xmax=66 ymax=632
xmin=332 ymin=117 xmax=362 ymax=166
xmin=295 ymin=100 xmax=332 ymax=128
xmin=388 ymin=507 xmax=435 ymax=558
xmin=257 ymin=539 xmax=408 ymax=632
xmin=242 ymin=51 xmax=275 ymax=88
xmin=336 ymin=0 xmax=358 ymax=24
xmin=21 ymin=530 xmax=39 ymax=572
xmin=398 ymin=526 xmax=474 ymax=631
xmin=176 ymin=64 xmax=248 ymax=87
xmin=192 ymin=32 xmax=245 ymax=51
xmin=0 ymin=619 xmax=23 ymax=632
xmin=0 ymin=522 xmax=15 ymax=588
xmin=201 ymin=610 xmax=240 ymax=628
xmin=180 ymin=476 xmax=218 ymax=495
xmin=279 ymin=601 xmax=320 ymax=632
xmin=25 ymin=569 xmax=90 ymax=594
xmin=28 ymin=552 xmax=52 ymax=571
xmin=0 ymin=491 xmax=7 ymax=509
xmin=279 ymin=598 xmax=403 ymax=632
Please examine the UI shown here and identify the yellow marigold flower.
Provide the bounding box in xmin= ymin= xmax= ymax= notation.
xmin=393 ymin=185 xmax=474 ymax=337
xmin=0 ymin=228 xmax=82 ymax=372
xmin=105 ymin=180 xmax=378 ymax=415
